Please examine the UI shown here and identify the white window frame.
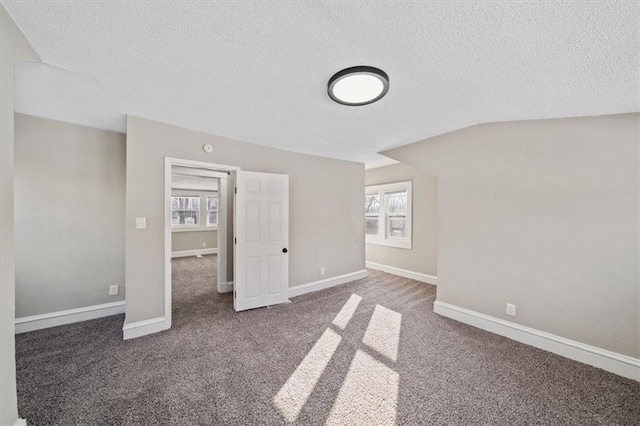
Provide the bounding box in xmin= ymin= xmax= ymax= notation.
xmin=365 ymin=181 xmax=412 ymax=249
xmin=171 ymin=190 xmax=219 ymax=232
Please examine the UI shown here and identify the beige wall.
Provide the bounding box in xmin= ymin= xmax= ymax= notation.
xmin=383 ymin=114 xmax=639 ymax=358
xmin=14 ymin=114 xmax=126 ymax=317
xmin=365 ymin=163 xmax=438 ymax=277
xmin=1 ymin=6 xmax=39 ymax=425
xmin=172 ymin=231 xmax=217 ymax=253
xmin=126 ymin=116 xmax=365 ymax=323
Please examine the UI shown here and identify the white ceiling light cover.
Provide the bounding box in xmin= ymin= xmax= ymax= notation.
xmin=328 ymin=67 xmax=389 ymax=106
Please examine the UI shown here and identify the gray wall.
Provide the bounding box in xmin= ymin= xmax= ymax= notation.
xmin=126 ymin=116 xmax=365 ymax=323
xmin=383 ymin=114 xmax=639 ymax=358
xmin=365 ymin=163 xmax=438 ymax=277
xmin=14 ymin=114 xmax=126 ymax=317
xmin=1 ymin=6 xmax=39 ymax=425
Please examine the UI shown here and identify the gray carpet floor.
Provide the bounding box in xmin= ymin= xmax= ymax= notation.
xmin=15 ymin=255 xmax=640 ymax=425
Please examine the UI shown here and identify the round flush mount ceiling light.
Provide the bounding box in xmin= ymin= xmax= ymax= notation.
xmin=328 ymin=66 xmax=389 ymax=106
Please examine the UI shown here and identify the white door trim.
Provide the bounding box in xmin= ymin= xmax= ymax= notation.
xmin=215 ymin=172 xmax=229 ymax=293
xmin=163 ymin=157 xmax=240 ymax=329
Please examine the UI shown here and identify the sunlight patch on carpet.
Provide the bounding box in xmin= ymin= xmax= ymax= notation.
xmin=273 ymin=328 xmax=342 ymax=422
xmin=332 ymin=294 xmax=362 ymax=330
xmin=362 ymin=304 xmax=402 ymax=362
xmin=326 ymin=349 xmax=399 ymax=425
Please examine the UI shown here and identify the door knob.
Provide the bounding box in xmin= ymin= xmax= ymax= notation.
xmin=282 ymin=248 xmax=288 ymax=253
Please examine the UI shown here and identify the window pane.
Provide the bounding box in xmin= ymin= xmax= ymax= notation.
xmin=183 ymin=211 xmax=198 ymax=225
xmin=171 ymin=196 xmax=199 ymax=211
xmin=386 ymin=191 xmax=407 ymax=215
xmin=188 ymin=197 xmax=200 ymax=211
xmin=171 ymin=211 xmax=181 ymax=225
xmin=388 ymin=217 xmax=406 ymax=238
xmin=171 ymin=211 xmax=199 ymax=225
xmin=207 ymin=196 xmax=218 ymax=212
xmin=171 ymin=196 xmax=200 ymax=226
xmin=206 ymin=196 xmax=218 ymax=226
xmin=365 ymin=194 xmax=379 ymax=214
xmin=208 ymin=211 xmax=218 ymax=226
xmin=365 ymin=218 xmax=379 ymax=235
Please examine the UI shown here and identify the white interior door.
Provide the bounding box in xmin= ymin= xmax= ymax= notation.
xmin=234 ymin=171 xmax=289 ymax=311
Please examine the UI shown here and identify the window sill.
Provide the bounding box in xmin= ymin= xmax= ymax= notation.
xmin=172 ymin=226 xmax=218 ymax=233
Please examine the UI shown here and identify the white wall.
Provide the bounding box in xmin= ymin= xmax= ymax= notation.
xmin=383 ymin=114 xmax=639 ymax=358
xmin=125 ymin=116 xmax=365 ymax=323
xmin=1 ymin=6 xmax=39 ymax=425
xmin=14 ymin=114 xmax=126 ymax=317
xmin=365 ymin=163 xmax=438 ymax=277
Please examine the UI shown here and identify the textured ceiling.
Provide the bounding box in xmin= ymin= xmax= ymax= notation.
xmin=4 ymin=1 xmax=639 ymax=167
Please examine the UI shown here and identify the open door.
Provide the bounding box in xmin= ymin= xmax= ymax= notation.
xmin=234 ymin=171 xmax=289 ymax=311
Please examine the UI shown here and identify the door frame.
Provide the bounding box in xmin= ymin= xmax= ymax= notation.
xmin=164 ymin=157 xmax=240 ymax=326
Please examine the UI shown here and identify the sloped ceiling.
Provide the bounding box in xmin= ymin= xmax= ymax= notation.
xmin=4 ymin=1 xmax=639 ymax=167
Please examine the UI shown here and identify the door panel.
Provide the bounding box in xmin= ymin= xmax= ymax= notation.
xmin=234 ymin=171 xmax=289 ymax=311
xmin=268 ymin=255 xmax=282 ymax=295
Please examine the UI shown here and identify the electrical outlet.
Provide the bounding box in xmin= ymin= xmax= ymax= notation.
xmin=202 ymin=242 xmax=207 ymax=247
xmin=320 ymin=267 xmax=325 ymax=276
xmin=109 ymin=285 xmax=119 ymax=296
xmin=135 ymin=217 xmax=146 ymax=229
xmin=506 ymin=303 xmax=516 ymax=317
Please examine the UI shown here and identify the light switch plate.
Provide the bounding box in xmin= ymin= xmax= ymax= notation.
xmin=136 ymin=217 xmax=147 ymax=229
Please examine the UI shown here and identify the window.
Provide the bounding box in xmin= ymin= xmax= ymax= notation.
xmin=171 ymin=196 xmax=200 ymax=226
xmin=365 ymin=194 xmax=380 ymax=235
xmin=365 ymin=181 xmax=412 ymax=249
xmin=206 ymin=195 xmax=218 ymax=227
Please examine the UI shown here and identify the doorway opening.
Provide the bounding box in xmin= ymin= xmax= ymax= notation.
xmin=165 ymin=158 xmax=239 ymax=327
xmin=164 ymin=157 xmax=291 ymax=326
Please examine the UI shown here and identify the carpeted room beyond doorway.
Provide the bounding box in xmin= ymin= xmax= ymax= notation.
xmin=15 ymin=256 xmax=640 ymax=425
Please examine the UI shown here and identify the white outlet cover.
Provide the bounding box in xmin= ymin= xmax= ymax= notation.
xmin=135 ymin=217 xmax=146 ymax=229
xmin=506 ymin=303 xmax=517 ymax=317
xmin=109 ymin=285 xmax=119 ymax=295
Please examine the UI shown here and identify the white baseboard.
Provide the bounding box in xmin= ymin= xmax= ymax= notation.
xmin=122 ymin=316 xmax=169 ymax=340
xmin=218 ymin=281 xmax=234 ymax=293
xmin=15 ymin=301 xmax=126 ymax=334
xmin=14 ymin=419 xmax=27 ymax=426
xmin=289 ymin=270 xmax=368 ymax=298
xmin=433 ymin=300 xmax=640 ymax=382
xmin=366 ymin=261 xmax=438 ymax=285
xmin=171 ymin=248 xmax=217 ymax=258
